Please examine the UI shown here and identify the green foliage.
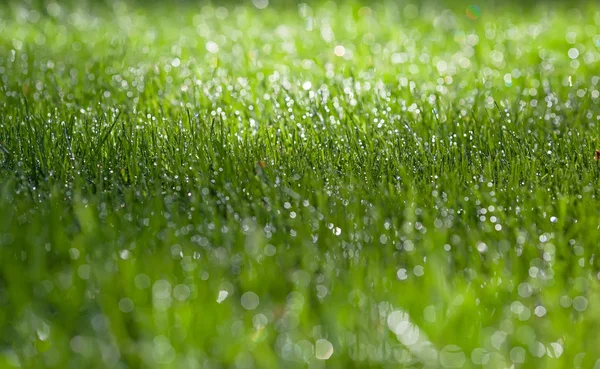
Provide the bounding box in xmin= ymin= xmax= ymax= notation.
xmin=1 ymin=1 xmax=600 ymax=368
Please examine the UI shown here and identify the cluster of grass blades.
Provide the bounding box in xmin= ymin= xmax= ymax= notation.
xmin=1 ymin=0 xmax=600 ymax=368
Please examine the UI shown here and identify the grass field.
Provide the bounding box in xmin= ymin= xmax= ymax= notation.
xmin=1 ymin=0 xmax=600 ymax=368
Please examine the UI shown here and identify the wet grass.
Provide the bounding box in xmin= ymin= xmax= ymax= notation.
xmin=1 ymin=1 xmax=600 ymax=368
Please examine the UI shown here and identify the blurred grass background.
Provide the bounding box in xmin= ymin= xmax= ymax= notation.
xmin=1 ymin=0 xmax=600 ymax=368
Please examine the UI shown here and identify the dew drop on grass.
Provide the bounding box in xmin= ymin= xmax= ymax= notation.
xmin=439 ymin=345 xmax=465 ymax=368
xmin=252 ymin=0 xmax=269 ymax=9
xmin=510 ymin=347 xmax=526 ymax=363
xmin=387 ymin=310 xmax=410 ymax=335
xmin=315 ymin=338 xmax=333 ymax=360
xmin=217 ymin=290 xmax=229 ymax=304
xmin=413 ymin=265 xmax=424 ymax=277
xmin=206 ymin=41 xmax=219 ymax=54
xmin=568 ymin=48 xmax=579 ymax=59
xmin=264 ymin=244 xmax=276 ymax=256
xmin=534 ymin=305 xmax=547 ymax=317
xmin=316 ymin=285 xmax=328 ymax=298
xmin=135 ymin=274 xmax=150 ymax=289
xmin=153 ymin=336 xmax=176 ymax=364
xmin=173 ymin=284 xmax=191 ymax=301
xmin=152 ymin=280 xmax=172 ymax=299
xmin=423 ymin=305 xmax=436 ymax=323
xmin=547 ymin=342 xmax=564 ymax=358
xmin=252 ymin=314 xmax=268 ymax=329
xmin=334 ymin=45 xmax=345 ymax=57
xmin=560 ymin=295 xmax=572 ymax=308
xmin=119 ymin=298 xmax=134 ymax=313
xmin=530 ymin=341 xmax=546 ymax=358
xmin=152 ymin=280 xmax=173 ymax=311
xmin=573 ymin=296 xmax=588 ymax=311
xmin=490 ymin=331 xmax=506 ymax=350
xmin=470 ymin=348 xmax=489 ymax=365
xmin=241 ymin=292 xmax=260 ymax=310
xmin=286 ymin=291 xmax=305 ymax=310
xmin=36 ymin=322 xmax=50 ymax=341
xmin=518 ymin=283 xmax=533 ymax=298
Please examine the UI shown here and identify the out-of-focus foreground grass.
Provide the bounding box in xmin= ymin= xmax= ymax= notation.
xmin=1 ymin=0 xmax=600 ymax=368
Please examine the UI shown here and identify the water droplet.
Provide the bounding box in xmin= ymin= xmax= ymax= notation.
xmin=135 ymin=274 xmax=150 ymax=289
xmin=573 ymin=296 xmax=588 ymax=311
xmin=568 ymin=48 xmax=580 ymax=59
xmin=470 ymin=348 xmax=489 ymax=365
xmin=490 ymin=331 xmax=506 ymax=350
xmin=153 ymin=336 xmax=176 ymax=364
xmin=413 ymin=265 xmax=424 ymax=277
xmin=173 ymin=284 xmax=191 ymax=301
xmin=518 ymin=283 xmax=533 ymax=298
xmin=119 ymin=298 xmax=134 ymax=313
xmin=440 ymin=345 xmax=465 ymax=368
xmin=396 ymin=268 xmax=408 ymax=280
xmin=510 ymin=347 xmax=526 ymax=363
xmin=315 ymin=339 xmax=334 ymax=360
xmin=424 ymin=305 xmax=436 ymax=323
xmin=36 ymin=322 xmax=50 ymax=341
xmin=217 ymin=290 xmax=229 ymax=303
xmin=547 ymin=342 xmax=563 ymax=358
xmin=334 ymin=45 xmax=345 ymax=57
xmin=152 ymin=280 xmax=172 ymax=299
xmin=241 ymin=291 xmax=260 ymax=310
xmin=534 ymin=305 xmax=547 ymax=317
xmin=206 ymin=41 xmax=219 ymax=54
xmin=252 ymin=0 xmax=269 ymax=9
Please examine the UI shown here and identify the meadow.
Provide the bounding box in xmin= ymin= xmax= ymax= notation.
xmin=1 ymin=0 xmax=600 ymax=368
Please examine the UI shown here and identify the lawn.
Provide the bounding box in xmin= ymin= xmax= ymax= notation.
xmin=1 ymin=0 xmax=600 ymax=368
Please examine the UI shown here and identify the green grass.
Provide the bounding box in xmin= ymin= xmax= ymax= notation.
xmin=1 ymin=0 xmax=600 ymax=368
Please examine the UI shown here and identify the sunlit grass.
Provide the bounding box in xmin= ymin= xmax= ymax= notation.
xmin=1 ymin=1 xmax=600 ymax=368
